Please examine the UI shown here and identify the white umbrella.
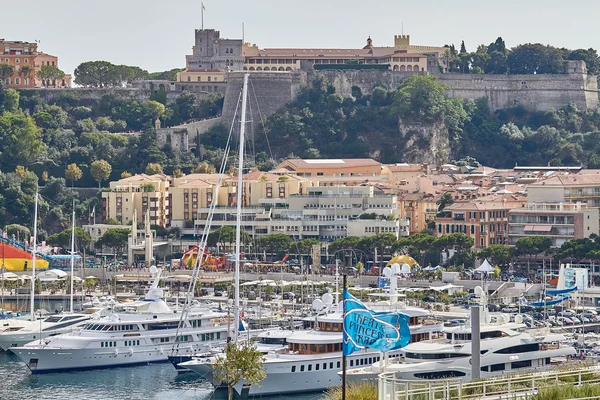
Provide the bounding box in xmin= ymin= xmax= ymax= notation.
xmin=72 ymin=276 xmax=83 ymax=282
xmin=85 ymin=275 xmax=98 ymax=279
xmin=19 ymin=274 xmax=33 ymax=281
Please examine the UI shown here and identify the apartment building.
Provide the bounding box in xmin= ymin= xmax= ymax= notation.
xmin=194 ymin=185 xmax=409 ymax=241
xmin=169 ymin=172 xmax=311 ymax=228
xmin=101 ymin=174 xmax=171 ymax=227
xmin=1 ymin=39 xmax=37 ymax=88
xmin=508 ymin=203 xmax=600 ymax=248
xmin=397 ymin=193 xmax=438 ymax=234
xmin=435 ymin=201 xmax=513 ymax=248
xmin=0 ymin=39 xmax=71 ymax=88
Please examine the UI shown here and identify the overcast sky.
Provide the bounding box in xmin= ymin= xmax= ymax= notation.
xmin=1 ymin=0 xmax=597 ymax=75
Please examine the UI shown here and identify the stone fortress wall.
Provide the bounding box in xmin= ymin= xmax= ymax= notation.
xmin=310 ymin=60 xmax=599 ymax=111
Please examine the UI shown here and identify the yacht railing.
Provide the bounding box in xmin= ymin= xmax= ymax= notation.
xmin=378 ymin=365 xmax=600 ymax=400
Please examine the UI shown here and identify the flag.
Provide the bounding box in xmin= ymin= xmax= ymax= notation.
xmin=343 ymin=290 xmax=410 ymax=356
xmin=90 ymin=206 xmax=95 ymax=218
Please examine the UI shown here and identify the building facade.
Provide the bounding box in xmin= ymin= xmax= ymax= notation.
xmin=101 ymin=174 xmax=171 ymax=227
xmin=177 ymin=29 xmax=243 ymax=83
xmin=1 ymin=39 xmax=37 ymax=88
xmin=508 ymin=203 xmax=600 ymax=248
xmin=435 ymin=202 xmax=512 ymax=248
xmin=194 ymin=185 xmax=409 ymax=241
xmin=1 ymin=39 xmax=70 ymax=88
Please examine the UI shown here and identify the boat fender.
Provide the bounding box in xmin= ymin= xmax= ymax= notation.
xmin=160 ymin=347 xmax=164 ymax=355
xmin=114 ymin=349 xmax=119 ymax=357
xmin=128 ymin=348 xmax=133 ymax=356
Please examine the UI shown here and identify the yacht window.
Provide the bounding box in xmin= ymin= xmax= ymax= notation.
xmin=511 ymin=360 xmax=532 ymax=369
xmin=44 ymin=316 xmax=63 ymax=323
xmin=337 ymin=362 xmax=340 ymax=368
xmin=310 ymin=344 xmax=317 ymax=353
xmin=300 ymin=365 xmax=304 ymax=372
xmin=414 ymin=371 xmax=466 ymax=379
xmin=323 ymin=363 xmax=327 ymax=370
xmin=315 ymin=364 xmax=319 ymax=370
xmin=495 ymin=344 xmax=539 ymax=354
xmin=405 ymin=352 xmax=470 ymax=360
xmin=350 ymin=360 xmax=354 ymax=367
xmin=291 ymin=366 xmax=296 ymax=372
xmin=490 ymin=363 xmax=505 ymax=372
xmin=308 ymin=364 xmax=312 ymax=371
xmin=330 ymin=362 xmax=333 ymax=369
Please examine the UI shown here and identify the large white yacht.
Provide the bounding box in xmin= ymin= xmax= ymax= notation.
xmin=345 ymin=311 xmax=576 ymax=382
xmin=179 ymin=303 xmax=442 ymax=396
xmin=11 ymin=270 xmax=232 ymax=373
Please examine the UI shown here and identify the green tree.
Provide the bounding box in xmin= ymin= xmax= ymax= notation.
xmin=207 ymin=226 xmax=251 ymax=252
xmin=175 ymin=91 xmax=197 ymax=121
xmin=191 ymin=161 xmax=216 ymax=174
xmin=507 ymin=44 xmax=565 ymax=74
xmin=212 ymin=341 xmax=266 ymax=400
xmin=257 ymin=234 xmax=294 ymax=262
xmin=47 ymin=227 xmax=91 ymax=250
xmin=39 ymin=65 xmax=66 ymax=87
xmin=95 ymin=228 xmax=130 ymax=255
xmin=478 ymin=244 xmax=513 ymax=268
xmin=121 ymin=171 xmax=132 ymax=179
xmin=145 ymin=163 xmax=163 ymax=175
xmin=4 ymin=224 xmax=31 ymax=240
xmin=65 ymin=163 xmax=83 ymax=187
xmin=0 ymin=112 xmax=44 ymax=170
xmin=436 ymin=192 xmax=454 ymax=214
xmin=3 ymin=89 xmax=20 ymax=112
xmin=0 ymin=64 xmax=14 ymax=82
xmin=18 ymin=64 xmax=34 ymax=87
xmin=90 ymin=159 xmax=112 ymax=188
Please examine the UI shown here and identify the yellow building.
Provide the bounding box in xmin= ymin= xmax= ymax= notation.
xmin=271 ymin=158 xmax=384 ymax=186
xmin=34 ymin=52 xmax=72 ymax=87
xmin=176 ymin=69 xmax=225 ymax=84
xmin=101 ymin=174 xmax=171 ymax=227
xmin=397 ymin=193 xmax=439 ymax=234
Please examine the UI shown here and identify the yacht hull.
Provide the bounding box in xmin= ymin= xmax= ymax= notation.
xmin=12 ymin=345 xmax=175 ymax=373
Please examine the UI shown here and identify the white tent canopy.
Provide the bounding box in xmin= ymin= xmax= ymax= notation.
xmin=475 ymin=259 xmax=494 ymax=273
xmin=38 ymin=269 xmax=68 ymax=282
xmin=0 ymin=272 xmax=19 ymax=281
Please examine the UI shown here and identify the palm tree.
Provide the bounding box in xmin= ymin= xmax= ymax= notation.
xmin=18 ymin=65 xmax=34 ymax=87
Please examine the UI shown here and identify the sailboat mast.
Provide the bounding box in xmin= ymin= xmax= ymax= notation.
xmin=70 ymin=200 xmax=76 ymax=313
xmin=30 ymin=192 xmax=39 ymax=322
xmin=234 ymin=73 xmax=250 ymax=342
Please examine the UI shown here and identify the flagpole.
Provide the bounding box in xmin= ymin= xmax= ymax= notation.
xmin=342 ymin=271 xmax=347 ymax=400
xmin=201 ymin=2 xmax=204 ymax=30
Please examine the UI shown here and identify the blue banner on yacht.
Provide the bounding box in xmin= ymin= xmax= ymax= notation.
xmin=342 ymin=290 xmax=410 ymax=356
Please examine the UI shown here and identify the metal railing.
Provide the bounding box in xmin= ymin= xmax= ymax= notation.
xmin=378 ymin=365 xmax=600 ymax=400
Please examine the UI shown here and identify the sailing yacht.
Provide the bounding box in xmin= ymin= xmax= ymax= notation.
xmin=11 ymin=267 xmax=231 ymax=373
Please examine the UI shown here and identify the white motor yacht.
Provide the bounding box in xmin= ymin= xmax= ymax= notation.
xmin=345 ymin=315 xmax=576 ymax=382
xmin=11 ymin=269 xmax=232 ymax=373
xmin=179 ymin=303 xmax=441 ymax=396
xmin=0 ymin=310 xmax=100 ymax=351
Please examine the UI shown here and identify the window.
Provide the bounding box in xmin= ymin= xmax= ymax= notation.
xmin=337 ymin=361 xmax=341 ymax=368
xmin=300 ymin=365 xmax=304 ymax=372
xmin=490 ymin=363 xmax=506 ymax=372
xmin=291 ymin=366 xmax=296 ymax=372
xmin=511 ymin=360 xmax=532 ymax=369
xmin=315 ymin=364 xmax=319 ymax=370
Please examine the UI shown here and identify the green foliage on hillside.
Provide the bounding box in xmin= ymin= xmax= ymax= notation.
xmin=448 ymin=37 xmax=600 ymax=75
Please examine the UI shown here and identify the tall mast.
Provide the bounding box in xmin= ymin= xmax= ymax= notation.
xmin=234 ymin=74 xmax=250 ymax=343
xmin=30 ymin=192 xmax=39 ymax=322
xmin=70 ymin=199 xmax=76 ymax=313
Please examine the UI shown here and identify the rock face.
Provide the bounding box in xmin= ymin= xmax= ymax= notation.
xmin=398 ymin=120 xmax=450 ymax=164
